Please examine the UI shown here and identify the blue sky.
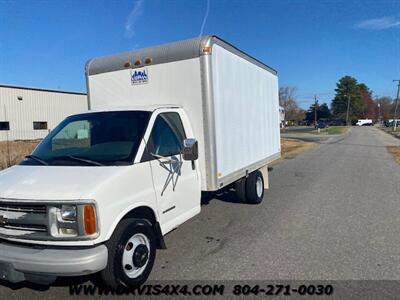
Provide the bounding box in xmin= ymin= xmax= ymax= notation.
xmin=1 ymin=0 xmax=399 ymax=108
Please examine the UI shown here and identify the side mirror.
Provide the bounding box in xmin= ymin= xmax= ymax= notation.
xmin=182 ymin=138 xmax=198 ymax=161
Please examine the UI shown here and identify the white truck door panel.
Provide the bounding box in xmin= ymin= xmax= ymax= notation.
xmin=143 ymin=111 xmax=200 ymax=233
xmin=149 ymin=156 xmax=199 ymax=229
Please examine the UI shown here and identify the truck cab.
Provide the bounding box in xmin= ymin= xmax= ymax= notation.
xmin=0 ymin=106 xmax=201 ymax=287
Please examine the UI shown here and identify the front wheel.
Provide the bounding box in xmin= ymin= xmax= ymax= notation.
xmin=100 ymin=218 xmax=156 ymax=289
xmin=245 ymin=170 xmax=264 ymax=204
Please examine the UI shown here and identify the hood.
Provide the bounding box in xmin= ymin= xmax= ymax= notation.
xmin=0 ymin=165 xmax=128 ymax=200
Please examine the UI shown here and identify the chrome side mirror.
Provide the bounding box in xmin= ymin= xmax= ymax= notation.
xmin=182 ymin=138 xmax=198 ymax=161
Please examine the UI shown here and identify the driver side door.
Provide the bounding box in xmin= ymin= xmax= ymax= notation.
xmin=141 ymin=111 xmax=200 ymax=233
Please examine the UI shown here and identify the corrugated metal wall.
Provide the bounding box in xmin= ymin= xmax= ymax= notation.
xmin=0 ymin=86 xmax=88 ymax=141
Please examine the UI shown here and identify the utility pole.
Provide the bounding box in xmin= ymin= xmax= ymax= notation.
xmin=314 ymin=95 xmax=318 ymax=127
xmin=393 ymin=80 xmax=400 ymax=131
xmin=345 ymin=94 xmax=351 ymax=126
xmin=377 ymin=102 xmax=381 ymax=126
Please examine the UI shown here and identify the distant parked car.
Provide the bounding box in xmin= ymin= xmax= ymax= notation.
xmin=356 ymin=119 xmax=373 ymax=126
xmin=298 ymin=120 xmax=309 ymax=126
xmin=385 ymin=119 xmax=400 ymax=127
xmin=329 ymin=119 xmax=346 ymax=126
xmin=316 ymin=120 xmax=328 ymax=129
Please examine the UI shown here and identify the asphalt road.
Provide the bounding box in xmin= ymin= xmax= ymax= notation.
xmin=1 ymin=127 xmax=400 ymax=298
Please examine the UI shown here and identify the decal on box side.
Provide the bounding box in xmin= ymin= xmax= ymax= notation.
xmin=131 ymin=68 xmax=148 ymax=85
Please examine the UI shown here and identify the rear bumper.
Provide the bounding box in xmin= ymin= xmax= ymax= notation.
xmin=0 ymin=240 xmax=108 ymax=284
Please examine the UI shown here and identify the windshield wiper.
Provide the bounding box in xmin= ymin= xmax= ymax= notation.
xmin=53 ymin=155 xmax=104 ymax=166
xmin=25 ymin=155 xmax=48 ymax=166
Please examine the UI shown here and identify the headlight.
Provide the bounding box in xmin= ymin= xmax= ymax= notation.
xmin=48 ymin=202 xmax=98 ymax=239
xmin=61 ymin=205 xmax=77 ymax=221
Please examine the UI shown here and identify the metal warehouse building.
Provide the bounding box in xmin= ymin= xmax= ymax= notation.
xmin=0 ymin=84 xmax=88 ymax=141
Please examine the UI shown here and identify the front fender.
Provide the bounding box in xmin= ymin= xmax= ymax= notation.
xmin=103 ymin=202 xmax=159 ymax=241
xmin=88 ymin=162 xmax=159 ymax=245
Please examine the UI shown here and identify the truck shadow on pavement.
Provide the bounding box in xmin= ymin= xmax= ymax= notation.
xmin=0 ymin=275 xmax=95 ymax=291
xmin=201 ymin=188 xmax=245 ymax=205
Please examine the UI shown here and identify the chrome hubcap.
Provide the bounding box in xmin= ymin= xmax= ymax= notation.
xmin=122 ymin=233 xmax=150 ymax=278
xmin=256 ymin=176 xmax=263 ymax=197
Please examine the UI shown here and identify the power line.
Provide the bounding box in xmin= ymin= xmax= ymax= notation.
xmin=297 ymin=92 xmax=334 ymax=97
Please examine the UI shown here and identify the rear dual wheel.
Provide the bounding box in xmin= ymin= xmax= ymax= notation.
xmin=234 ymin=170 xmax=264 ymax=204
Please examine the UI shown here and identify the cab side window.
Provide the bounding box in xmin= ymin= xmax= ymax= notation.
xmin=142 ymin=112 xmax=186 ymax=161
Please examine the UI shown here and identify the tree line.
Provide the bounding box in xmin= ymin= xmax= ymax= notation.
xmin=280 ymin=75 xmax=398 ymax=125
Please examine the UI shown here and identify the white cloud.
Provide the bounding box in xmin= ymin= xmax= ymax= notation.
xmin=354 ymin=16 xmax=400 ymax=30
xmin=125 ymin=0 xmax=144 ymax=38
xmin=199 ymin=0 xmax=210 ymax=37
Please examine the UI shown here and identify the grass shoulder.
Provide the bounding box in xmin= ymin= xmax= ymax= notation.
xmin=280 ymin=138 xmax=316 ymax=159
xmin=387 ymin=146 xmax=400 ymax=165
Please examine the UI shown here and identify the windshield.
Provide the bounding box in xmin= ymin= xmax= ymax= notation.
xmin=21 ymin=111 xmax=150 ymax=166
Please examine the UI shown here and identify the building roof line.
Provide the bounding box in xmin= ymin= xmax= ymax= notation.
xmin=0 ymin=84 xmax=87 ymax=96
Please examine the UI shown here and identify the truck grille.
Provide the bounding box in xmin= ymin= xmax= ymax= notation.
xmin=2 ymin=224 xmax=47 ymax=232
xmin=0 ymin=200 xmax=48 ymax=239
xmin=0 ymin=203 xmax=46 ymax=214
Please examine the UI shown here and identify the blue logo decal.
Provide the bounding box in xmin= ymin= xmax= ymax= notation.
xmin=131 ymin=68 xmax=148 ymax=85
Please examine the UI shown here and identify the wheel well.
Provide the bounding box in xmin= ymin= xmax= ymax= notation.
xmin=122 ymin=206 xmax=157 ymax=225
xmin=121 ymin=206 xmax=166 ymax=249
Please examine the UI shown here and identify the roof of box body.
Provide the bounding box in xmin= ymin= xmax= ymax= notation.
xmin=86 ymin=35 xmax=277 ymax=76
xmin=73 ymin=104 xmax=181 ymax=115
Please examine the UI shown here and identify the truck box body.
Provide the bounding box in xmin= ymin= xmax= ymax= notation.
xmin=86 ymin=36 xmax=280 ymax=191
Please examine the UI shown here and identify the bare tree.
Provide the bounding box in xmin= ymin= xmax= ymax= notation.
xmin=279 ymin=86 xmax=297 ymax=108
xmin=279 ymin=86 xmax=303 ymax=124
xmin=376 ymin=96 xmax=393 ymax=120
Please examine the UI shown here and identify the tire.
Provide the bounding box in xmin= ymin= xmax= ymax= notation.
xmin=245 ymin=170 xmax=264 ymax=204
xmin=100 ymin=218 xmax=156 ymax=289
xmin=234 ymin=177 xmax=247 ymax=203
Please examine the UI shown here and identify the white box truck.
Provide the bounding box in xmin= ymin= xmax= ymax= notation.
xmin=0 ymin=36 xmax=280 ymax=287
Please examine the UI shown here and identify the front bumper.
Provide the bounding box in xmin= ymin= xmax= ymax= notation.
xmin=0 ymin=240 xmax=108 ymax=284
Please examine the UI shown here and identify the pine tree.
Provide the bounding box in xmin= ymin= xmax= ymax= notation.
xmin=331 ymin=76 xmax=364 ymax=122
xmin=305 ymin=103 xmax=331 ymax=123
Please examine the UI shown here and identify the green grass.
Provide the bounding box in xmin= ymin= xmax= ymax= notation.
xmin=309 ymin=126 xmax=349 ymax=135
xmin=382 ymin=127 xmax=400 ymax=133
xmin=282 ymin=126 xmax=349 ymax=135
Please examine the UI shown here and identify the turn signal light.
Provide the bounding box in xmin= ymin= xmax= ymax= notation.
xmin=84 ymin=205 xmax=97 ymax=235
